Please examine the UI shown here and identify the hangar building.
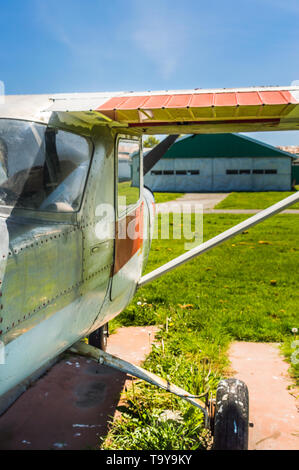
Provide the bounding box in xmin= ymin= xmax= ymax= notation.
xmin=138 ymin=134 xmax=295 ymax=192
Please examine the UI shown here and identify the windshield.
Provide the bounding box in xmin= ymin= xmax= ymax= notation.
xmin=0 ymin=119 xmax=92 ymax=212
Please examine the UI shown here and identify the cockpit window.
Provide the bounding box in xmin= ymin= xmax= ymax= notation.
xmin=117 ymin=139 xmax=140 ymax=216
xmin=0 ymin=119 xmax=92 ymax=212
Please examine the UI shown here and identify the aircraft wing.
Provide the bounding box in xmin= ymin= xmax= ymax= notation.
xmin=2 ymin=86 xmax=299 ymax=135
xmin=94 ymin=86 xmax=299 ymax=134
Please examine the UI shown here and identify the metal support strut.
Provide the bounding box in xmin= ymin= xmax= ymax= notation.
xmin=69 ymin=341 xmax=210 ymax=428
xmin=138 ymin=191 xmax=299 ymax=288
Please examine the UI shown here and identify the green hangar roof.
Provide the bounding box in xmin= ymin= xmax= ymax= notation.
xmin=161 ymin=133 xmax=296 ymax=159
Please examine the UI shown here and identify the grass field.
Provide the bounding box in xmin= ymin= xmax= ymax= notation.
xmin=102 ymin=213 xmax=299 ymax=450
xmin=215 ymin=190 xmax=299 ymax=210
xmin=153 ymin=192 xmax=184 ymax=203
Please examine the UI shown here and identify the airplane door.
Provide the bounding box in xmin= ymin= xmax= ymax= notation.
xmin=81 ymin=134 xmax=115 ymax=327
xmin=111 ymin=137 xmax=143 ymax=301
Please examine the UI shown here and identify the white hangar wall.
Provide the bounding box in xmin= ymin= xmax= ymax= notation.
xmin=135 ymin=134 xmax=295 ymax=192
xmin=143 ymin=156 xmax=292 ymax=192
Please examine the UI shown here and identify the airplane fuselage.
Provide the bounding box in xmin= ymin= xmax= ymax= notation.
xmin=0 ymin=118 xmax=154 ymax=397
xmin=1 ymin=84 xmax=299 ymax=399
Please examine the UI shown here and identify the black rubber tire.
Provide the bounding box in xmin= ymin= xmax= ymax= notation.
xmin=88 ymin=323 xmax=109 ymax=351
xmin=213 ymin=378 xmax=249 ymax=450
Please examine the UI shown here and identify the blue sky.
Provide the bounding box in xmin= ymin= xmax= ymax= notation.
xmin=0 ymin=0 xmax=299 ymax=145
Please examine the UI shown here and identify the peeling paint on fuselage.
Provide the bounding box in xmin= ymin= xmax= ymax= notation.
xmin=0 ymin=117 xmax=154 ymax=398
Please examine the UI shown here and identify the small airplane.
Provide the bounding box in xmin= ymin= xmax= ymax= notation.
xmin=0 ymin=85 xmax=299 ymax=449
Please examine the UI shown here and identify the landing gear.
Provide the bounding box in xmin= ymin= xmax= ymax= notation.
xmin=213 ymin=378 xmax=249 ymax=450
xmin=88 ymin=323 xmax=109 ymax=351
xmin=70 ymin=340 xmax=250 ymax=450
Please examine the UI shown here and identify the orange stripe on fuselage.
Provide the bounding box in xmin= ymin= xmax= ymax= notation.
xmin=114 ymin=203 xmax=144 ymax=274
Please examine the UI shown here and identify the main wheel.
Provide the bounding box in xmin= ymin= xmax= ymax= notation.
xmin=213 ymin=378 xmax=249 ymax=450
xmin=88 ymin=323 xmax=109 ymax=351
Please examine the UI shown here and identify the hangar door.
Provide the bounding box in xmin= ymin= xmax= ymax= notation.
xmin=213 ymin=158 xmax=253 ymax=191
xmin=174 ymin=158 xmax=213 ymax=192
xmin=213 ymin=157 xmax=291 ymax=191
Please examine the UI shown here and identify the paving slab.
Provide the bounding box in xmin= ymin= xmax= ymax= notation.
xmin=0 ymin=326 xmax=158 ymax=450
xmin=155 ymin=193 xmax=299 ymax=214
xmin=205 ymin=209 xmax=299 ymax=214
xmin=2 ymin=331 xmax=297 ymax=450
xmin=229 ymin=342 xmax=299 ymax=450
xmin=156 ymin=193 xmax=229 ymax=213
xmin=175 ymin=193 xmax=230 ymax=208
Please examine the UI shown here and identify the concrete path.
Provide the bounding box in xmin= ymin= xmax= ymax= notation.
xmin=1 ymin=330 xmax=298 ymax=450
xmin=205 ymin=209 xmax=299 ymax=214
xmin=229 ymin=342 xmax=299 ymax=450
xmin=174 ymin=193 xmax=229 ymax=208
xmin=156 ymin=193 xmax=299 ymax=214
xmin=0 ymin=326 xmax=158 ymax=450
xmin=156 ymin=192 xmax=229 ymax=213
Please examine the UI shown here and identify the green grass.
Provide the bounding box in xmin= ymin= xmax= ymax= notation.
xmin=215 ymin=190 xmax=299 ymax=210
xmin=153 ymin=192 xmax=184 ymax=203
xmin=102 ymin=213 xmax=299 ymax=450
xmin=118 ymin=181 xmax=140 ymax=207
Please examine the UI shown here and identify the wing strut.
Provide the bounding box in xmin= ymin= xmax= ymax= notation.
xmin=143 ymin=135 xmax=179 ymax=175
xmin=138 ymin=192 xmax=299 ymax=288
xmin=69 ymin=341 xmax=209 ymax=427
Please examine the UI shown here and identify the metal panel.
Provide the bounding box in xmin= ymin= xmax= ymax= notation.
xmin=145 ymin=155 xmax=292 ymax=192
xmin=252 ymin=174 xmax=290 ymax=191
xmin=144 ymin=169 xmax=164 ymax=192
xmin=2 ymin=86 xmax=299 ymax=135
xmin=0 ymin=222 xmax=82 ymax=337
xmin=144 ymin=158 xmax=213 ymax=192
xmin=97 ymin=87 xmax=299 ymax=131
xmin=0 ymin=292 xmax=107 ymax=396
xmin=212 ymin=175 xmax=251 ymax=192
xmin=252 ymin=157 xmax=289 ymax=172
xmin=148 ymin=159 xmax=176 ymax=192
xmin=213 ymin=158 xmax=252 ymax=191
xmin=251 ymin=157 xmax=291 ymax=190
xmin=98 ymin=89 xmax=294 ymax=113
xmin=292 ymin=165 xmax=299 ymax=184
xmin=81 ymin=131 xmax=115 ymax=296
xmin=175 ymin=158 xmax=212 ymax=192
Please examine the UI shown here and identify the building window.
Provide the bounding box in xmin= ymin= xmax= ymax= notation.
xmin=151 ymin=169 xmax=200 ymax=176
xmin=226 ymin=169 xmax=278 ymax=175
